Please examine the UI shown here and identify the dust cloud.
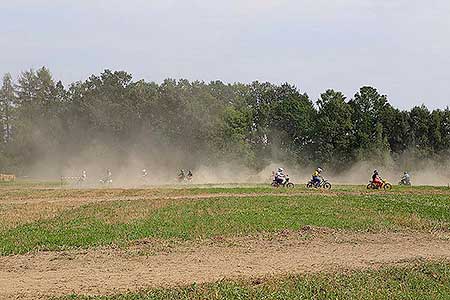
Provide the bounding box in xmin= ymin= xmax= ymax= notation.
xmin=20 ymin=127 xmax=450 ymax=188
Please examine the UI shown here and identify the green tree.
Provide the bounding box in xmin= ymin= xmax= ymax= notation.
xmin=313 ymin=89 xmax=354 ymax=169
xmin=12 ymin=67 xmax=63 ymax=173
xmin=429 ymin=109 xmax=443 ymax=153
xmin=349 ymin=86 xmax=391 ymax=161
xmin=268 ymin=83 xmax=315 ymax=164
xmin=408 ymin=105 xmax=431 ymax=158
xmin=0 ymin=73 xmax=15 ymax=143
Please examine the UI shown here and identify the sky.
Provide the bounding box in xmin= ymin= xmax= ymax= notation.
xmin=1 ymin=0 xmax=449 ymax=109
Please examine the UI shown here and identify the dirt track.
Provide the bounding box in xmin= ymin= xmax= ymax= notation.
xmin=3 ymin=188 xmax=450 ymax=205
xmin=1 ymin=231 xmax=449 ymax=300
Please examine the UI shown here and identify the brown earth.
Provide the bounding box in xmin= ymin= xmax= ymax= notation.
xmin=1 ymin=230 xmax=449 ymax=300
xmin=2 ymin=189 xmax=450 ymax=205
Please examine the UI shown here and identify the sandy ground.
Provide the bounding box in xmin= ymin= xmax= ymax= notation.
xmin=1 ymin=230 xmax=449 ymax=300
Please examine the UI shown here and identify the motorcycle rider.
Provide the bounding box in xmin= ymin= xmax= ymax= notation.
xmin=312 ymin=167 xmax=323 ymax=186
xmin=372 ymin=169 xmax=382 ymax=187
xmin=142 ymin=168 xmax=148 ymax=178
xmin=275 ymin=167 xmax=286 ymax=185
xmin=178 ymin=169 xmax=185 ymax=180
xmin=106 ymin=168 xmax=112 ymax=183
xmin=99 ymin=168 xmax=112 ymax=184
xmin=401 ymin=171 xmax=411 ymax=185
xmin=80 ymin=170 xmax=87 ymax=181
xmin=77 ymin=169 xmax=87 ymax=185
xmin=187 ymin=170 xmax=193 ymax=179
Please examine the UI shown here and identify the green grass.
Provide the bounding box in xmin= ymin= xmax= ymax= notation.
xmin=1 ymin=189 xmax=449 ymax=255
xmin=0 ymin=182 xmax=448 ymax=204
xmin=58 ymin=262 xmax=450 ymax=300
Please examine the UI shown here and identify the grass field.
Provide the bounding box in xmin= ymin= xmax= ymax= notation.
xmin=1 ymin=183 xmax=449 ymax=255
xmin=1 ymin=181 xmax=449 ymax=299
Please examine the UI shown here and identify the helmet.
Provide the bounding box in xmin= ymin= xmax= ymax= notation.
xmin=404 ymin=171 xmax=408 ymax=175
xmin=317 ymin=167 xmax=323 ymax=173
xmin=278 ymin=167 xmax=284 ymax=172
xmin=373 ymin=169 xmax=378 ymax=174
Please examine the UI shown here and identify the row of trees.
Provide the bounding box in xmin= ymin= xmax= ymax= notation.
xmin=1 ymin=67 xmax=449 ymax=176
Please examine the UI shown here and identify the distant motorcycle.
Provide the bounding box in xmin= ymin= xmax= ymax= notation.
xmin=271 ymin=175 xmax=295 ymax=188
xmin=398 ymin=178 xmax=411 ymax=186
xmin=100 ymin=169 xmax=112 ymax=185
xmin=367 ymin=178 xmax=392 ymax=190
xmin=177 ymin=172 xmax=193 ymax=183
xmin=306 ymin=178 xmax=332 ymax=189
xmin=99 ymin=178 xmax=112 ymax=185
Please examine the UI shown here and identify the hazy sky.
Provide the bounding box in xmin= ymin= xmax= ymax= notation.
xmin=1 ymin=0 xmax=449 ymax=109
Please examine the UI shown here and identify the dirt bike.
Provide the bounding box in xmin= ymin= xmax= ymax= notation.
xmin=367 ymin=178 xmax=392 ymax=190
xmin=306 ymin=178 xmax=332 ymax=189
xmin=271 ymin=175 xmax=294 ymax=188
xmin=177 ymin=174 xmax=193 ymax=183
xmin=74 ymin=177 xmax=87 ymax=187
xmin=99 ymin=178 xmax=112 ymax=185
xmin=398 ymin=178 xmax=411 ymax=186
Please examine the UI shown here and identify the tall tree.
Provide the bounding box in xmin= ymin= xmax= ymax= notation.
xmin=0 ymin=73 xmax=15 ymax=143
xmin=349 ymin=86 xmax=391 ymax=161
xmin=268 ymin=83 xmax=315 ymax=164
xmin=313 ymin=89 xmax=353 ymax=168
xmin=408 ymin=105 xmax=431 ymax=158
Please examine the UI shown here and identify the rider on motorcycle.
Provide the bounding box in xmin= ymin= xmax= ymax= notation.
xmin=178 ymin=169 xmax=185 ymax=180
xmin=312 ymin=167 xmax=323 ymax=186
xmin=275 ymin=167 xmax=286 ymax=185
xmin=372 ymin=169 xmax=382 ymax=187
xmin=401 ymin=171 xmax=411 ymax=185
xmin=81 ymin=170 xmax=87 ymax=181
xmin=103 ymin=168 xmax=112 ymax=184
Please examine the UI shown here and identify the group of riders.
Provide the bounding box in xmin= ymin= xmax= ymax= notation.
xmin=273 ymin=167 xmax=329 ymax=188
xmin=272 ymin=167 xmax=411 ymax=189
xmin=75 ymin=168 xmax=195 ymax=185
xmin=75 ymin=166 xmax=412 ymax=188
xmin=370 ymin=169 xmax=411 ymax=187
xmin=177 ymin=169 xmax=193 ymax=182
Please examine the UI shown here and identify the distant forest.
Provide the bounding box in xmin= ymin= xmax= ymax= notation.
xmin=0 ymin=67 xmax=449 ymax=176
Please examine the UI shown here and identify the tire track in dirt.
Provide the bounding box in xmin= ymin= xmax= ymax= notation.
xmin=0 ymin=192 xmax=330 ymax=205
xmin=1 ymin=231 xmax=449 ymax=299
xmin=2 ymin=188 xmax=450 ymax=205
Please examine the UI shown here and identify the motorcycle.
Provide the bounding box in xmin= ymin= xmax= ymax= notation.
xmin=100 ymin=169 xmax=112 ymax=185
xmin=398 ymin=178 xmax=411 ymax=186
xmin=306 ymin=178 xmax=332 ymax=189
xmin=367 ymin=178 xmax=392 ymax=190
xmin=99 ymin=178 xmax=112 ymax=185
xmin=271 ymin=175 xmax=295 ymax=188
xmin=177 ymin=173 xmax=193 ymax=183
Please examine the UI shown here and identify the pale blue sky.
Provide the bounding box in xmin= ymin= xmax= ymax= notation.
xmin=1 ymin=0 xmax=449 ymax=109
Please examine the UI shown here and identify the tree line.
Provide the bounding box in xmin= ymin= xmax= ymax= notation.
xmin=0 ymin=67 xmax=449 ymax=176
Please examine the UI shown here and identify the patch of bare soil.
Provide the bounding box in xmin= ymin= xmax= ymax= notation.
xmin=2 ymin=186 xmax=450 ymax=206
xmin=0 ymin=230 xmax=449 ymax=299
